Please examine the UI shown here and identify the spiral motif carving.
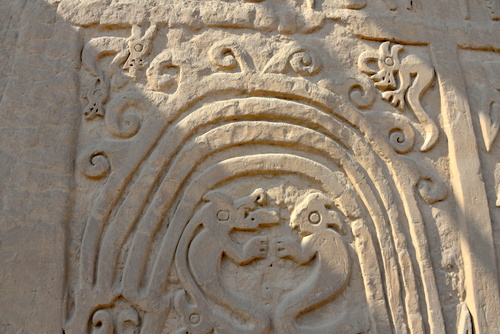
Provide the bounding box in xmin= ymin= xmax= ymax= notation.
xmin=91 ymin=309 xmax=113 ymax=334
xmin=289 ymin=50 xmax=322 ymax=76
xmin=389 ymin=128 xmax=414 ymax=154
xmin=109 ymin=112 xmax=141 ymax=138
xmin=348 ymin=80 xmax=376 ymax=109
xmin=263 ymin=44 xmax=321 ymax=76
xmin=78 ymin=150 xmax=111 ymax=179
xmin=208 ymin=40 xmax=252 ymax=72
xmin=211 ymin=48 xmax=237 ymax=70
xmin=105 ymin=93 xmax=144 ymax=138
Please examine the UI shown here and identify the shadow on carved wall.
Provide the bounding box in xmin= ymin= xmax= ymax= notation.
xmin=3 ymin=1 xmax=493 ymax=333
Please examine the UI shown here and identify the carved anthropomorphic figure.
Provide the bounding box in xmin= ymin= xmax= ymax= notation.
xmin=174 ymin=189 xmax=279 ymax=334
xmin=358 ymin=41 xmax=438 ymax=151
xmin=274 ymin=192 xmax=351 ymax=334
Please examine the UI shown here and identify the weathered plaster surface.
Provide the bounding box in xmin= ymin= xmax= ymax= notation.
xmin=0 ymin=1 xmax=80 ymax=333
xmin=0 ymin=0 xmax=498 ymax=333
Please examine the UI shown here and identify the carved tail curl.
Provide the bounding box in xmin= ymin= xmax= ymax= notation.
xmin=175 ymin=197 xmax=271 ymax=334
xmin=105 ymin=92 xmax=150 ymax=138
xmin=405 ymin=60 xmax=438 ymax=151
xmin=274 ymin=250 xmax=351 ymax=334
xmin=275 ymin=194 xmax=351 ymax=334
xmin=173 ymin=289 xmax=215 ymax=334
xmin=208 ymin=40 xmax=254 ymax=73
xmin=174 ymin=206 xmax=220 ymax=334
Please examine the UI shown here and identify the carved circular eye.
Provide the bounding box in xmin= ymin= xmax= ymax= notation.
xmin=134 ymin=44 xmax=144 ymax=52
xmin=189 ymin=313 xmax=200 ymax=324
xmin=217 ymin=210 xmax=229 ymax=221
xmin=309 ymin=211 xmax=321 ymax=224
xmin=385 ymin=57 xmax=394 ymax=66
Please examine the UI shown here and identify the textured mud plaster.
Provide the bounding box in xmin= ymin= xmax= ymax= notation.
xmin=0 ymin=0 xmax=499 ymax=333
xmin=0 ymin=0 xmax=80 ymax=333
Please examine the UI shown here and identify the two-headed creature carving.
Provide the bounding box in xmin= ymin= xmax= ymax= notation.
xmin=175 ymin=189 xmax=280 ymax=334
xmin=174 ymin=189 xmax=351 ymax=334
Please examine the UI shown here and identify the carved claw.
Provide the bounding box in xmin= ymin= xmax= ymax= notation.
xmin=276 ymin=236 xmax=293 ymax=258
xmin=382 ymin=90 xmax=406 ymax=110
xmin=276 ymin=235 xmax=312 ymax=265
xmin=244 ymin=236 xmax=269 ymax=260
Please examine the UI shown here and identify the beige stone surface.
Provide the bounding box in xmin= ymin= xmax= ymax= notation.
xmin=0 ymin=0 xmax=499 ymax=333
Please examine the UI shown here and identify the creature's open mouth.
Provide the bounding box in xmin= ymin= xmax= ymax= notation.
xmin=248 ymin=209 xmax=280 ymax=227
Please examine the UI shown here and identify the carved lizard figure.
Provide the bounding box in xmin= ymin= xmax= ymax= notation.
xmin=274 ymin=192 xmax=351 ymax=334
xmin=358 ymin=41 xmax=438 ymax=151
xmin=174 ymin=189 xmax=279 ymax=334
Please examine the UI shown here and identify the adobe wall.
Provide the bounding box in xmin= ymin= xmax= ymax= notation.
xmin=0 ymin=0 xmax=498 ymax=333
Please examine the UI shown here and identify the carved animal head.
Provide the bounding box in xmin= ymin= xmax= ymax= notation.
xmin=290 ymin=192 xmax=345 ymax=236
xmin=358 ymin=41 xmax=403 ymax=90
xmin=123 ymin=24 xmax=157 ymax=77
xmin=202 ymin=188 xmax=279 ymax=231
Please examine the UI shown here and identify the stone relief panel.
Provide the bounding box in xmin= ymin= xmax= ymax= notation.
xmin=59 ymin=1 xmax=473 ymax=333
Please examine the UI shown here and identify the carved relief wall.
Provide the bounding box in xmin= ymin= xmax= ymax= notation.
xmin=1 ymin=0 xmax=499 ymax=333
xmin=61 ymin=1 xmax=500 ymax=333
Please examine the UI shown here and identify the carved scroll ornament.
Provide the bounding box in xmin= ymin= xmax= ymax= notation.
xmin=358 ymin=41 xmax=439 ymax=152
